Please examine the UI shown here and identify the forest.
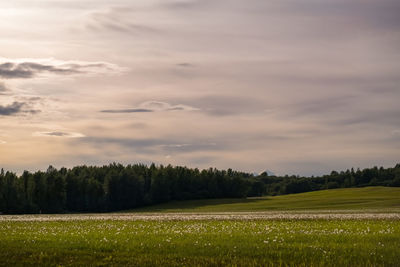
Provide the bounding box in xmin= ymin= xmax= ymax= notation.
xmin=0 ymin=163 xmax=399 ymax=214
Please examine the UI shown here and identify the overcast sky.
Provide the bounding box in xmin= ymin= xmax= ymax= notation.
xmin=0 ymin=0 xmax=399 ymax=176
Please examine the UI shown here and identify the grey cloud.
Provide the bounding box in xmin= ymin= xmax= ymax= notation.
xmin=80 ymin=137 xmax=168 ymax=154
xmin=160 ymin=142 xmax=222 ymax=153
xmin=291 ymin=95 xmax=355 ymax=117
xmin=85 ymin=1 xmax=214 ymax=35
xmin=0 ymin=62 xmax=79 ymax=79
xmin=276 ymin=160 xmax=332 ymax=177
xmin=280 ymin=0 xmax=400 ymax=30
xmin=232 ymin=0 xmax=400 ymax=34
xmin=43 ymin=132 xmax=69 ymax=137
xmin=182 ymin=95 xmax=267 ymax=116
xmin=101 ymin=108 xmax=153 ymax=113
xmin=25 ymin=96 xmax=43 ymax=102
xmin=0 ymin=102 xmax=24 ymax=116
xmin=101 ymin=101 xmax=198 ymax=114
xmin=167 ymin=107 xmax=184 ymax=111
xmin=187 ymin=155 xmax=218 ymax=166
xmin=0 ymin=82 xmax=8 ymax=91
xmin=164 ymin=0 xmax=200 ymax=9
xmin=276 ymin=90 xmax=400 ymax=134
xmin=176 ymin=63 xmax=194 ymax=67
xmin=129 ymin=122 xmax=148 ymax=129
xmin=0 ymin=95 xmax=46 ymax=116
xmin=79 ymin=131 xmax=297 ymax=155
xmin=79 ymin=136 xmax=226 ymax=154
xmin=265 ymin=72 xmax=400 ymax=88
xmin=163 ymin=0 xmax=215 ymax=10
xmin=34 ymin=131 xmax=85 ymax=138
xmin=83 ymin=1 xmax=215 ymax=37
xmin=83 ymin=0 xmax=400 ymax=53
xmin=334 ymin=109 xmax=400 ymax=127
xmin=0 ymin=82 xmax=10 ymax=95
xmin=0 ymin=60 xmax=122 ymax=79
xmin=87 ymin=8 xmax=159 ymax=34
xmin=2 ymin=0 xmax=399 ymax=177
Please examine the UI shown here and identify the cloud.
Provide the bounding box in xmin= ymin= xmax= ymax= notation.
xmin=335 ymin=109 xmax=400 ymax=127
xmin=159 ymin=142 xmax=219 ymax=153
xmin=280 ymin=93 xmax=400 ymax=128
xmin=0 ymin=58 xmax=123 ymax=79
xmin=0 ymin=140 xmax=6 ymax=144
xmin=0 ymin=102 xmax=24 ymax=116
xmin=176 ymin=63 xmax=194 ymax=67
xmin=33 ymin=131 xmax=85 ymax=138
xmin=0 ymin=62 xmax=77 ymax=79
xmin=78 ymin=131 xmax=295 ymax=156
xmin=1 ymin=0 xmax=399 ymax=176
xmin=182 ymin=95 xmax=266 ymax=116
xmin=101 ymin=101 xmax=199 ymax=114
xmin=0 ymin=82 xmax=9 ymax=94
xmin=86 ymin=7 xmax=159 ymax=34
xmin=0 ymin=95 xmax=44 ymax=117
xmin=289 ymin=95 xmax=354 ymax=117
xmin=101 ymin=108 xmax=153 ymax=113
xmin=142 ymin=101 xmax=199 ymax=111
xmin=79 ymin=136 xmax=224 ymax=154
xmin=270 ymin=0 xmax=400 ymax=32
xmin=80 ymin=137 xmax=167 ymax=153
xmin=163 ymin=0 xmax=214 ymax=10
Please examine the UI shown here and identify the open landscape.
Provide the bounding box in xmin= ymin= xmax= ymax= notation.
xmin=1 ymin=0 xmax=399 ymax=266
xmin=1 ymin=187 xmax=399 ymax=266
xmin=134 ymin=187 xmax=400 ymax=212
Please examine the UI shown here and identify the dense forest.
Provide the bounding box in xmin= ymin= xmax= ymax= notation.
xmin=0 ymin=163 xmax=399 ymax=214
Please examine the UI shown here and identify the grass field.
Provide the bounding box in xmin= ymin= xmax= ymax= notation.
xmin=1 ymin=187 xmax=399 ymax=266
xmin=133 ymin=187 xmax=400 ymax=212
xmin=0 ymin=218 xmax=399 ymax=266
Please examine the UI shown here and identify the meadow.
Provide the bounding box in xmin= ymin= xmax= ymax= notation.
xmin=0 ymin=187 xmax=399 ymax=266
xmin=134 ymin=187 xmax=400 ymax=212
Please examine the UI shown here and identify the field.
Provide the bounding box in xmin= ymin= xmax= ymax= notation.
xmin=134 ymin=187 xmax=400 ymax=212
xmin=1 ymin=187 xmax=399 ymax=266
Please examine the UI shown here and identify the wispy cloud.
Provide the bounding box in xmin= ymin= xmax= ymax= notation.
xmin=0 ymin=95 xmax=46 ymax=116
xmin=162 ymin=0 xmax=214 ymax=10
xmin=0 ymin=102 xmax=25 ymax=116
xmin=0 ymin=82 xmax=10 ymax=94
xmin=183 ymin=95 xmax=266 ymax=116
xmin=33 ymin=131 xmax=85 ymax=138
xmin=176 ymin=63 xmax=194 ymax=67
xmin=0 ymin=62 xmax=78 ymax=79
xmin=1 ymin=0 xmax=399 ymax=176
xmin=101 ymin=101 xmax=199 ymax=114
xmin=85 ymin=7 xmax=159 ymax=34
xmin=0 ymin=58 xmax=124 ymax=79
xmin=101 ymin=108 xmax=153 ymax=113
xmin=79 ymin=136 xmax=223 ymax=154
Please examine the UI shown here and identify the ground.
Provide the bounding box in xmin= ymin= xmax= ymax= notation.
xmin=0 ymin=187 xmax=399 ymax=266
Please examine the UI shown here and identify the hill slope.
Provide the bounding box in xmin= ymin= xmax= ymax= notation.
xmin=134 ymin=187 xmax=400 ymax=212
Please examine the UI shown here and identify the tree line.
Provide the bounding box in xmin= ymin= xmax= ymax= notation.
xmin=252 ymin=164 xmax=400 ymax=196
xmin=0 ymin=163 xmax=399 ymax=214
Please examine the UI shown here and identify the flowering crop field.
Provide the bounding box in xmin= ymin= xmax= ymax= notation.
xmin=0 ymin=213 xmax=399 ymax=266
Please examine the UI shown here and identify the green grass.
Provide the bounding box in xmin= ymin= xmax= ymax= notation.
xmin=133 ymin=187 xmax=400 ymax=212
xmin=1 ymin=187 xmax=399 ymax=266
xmin=1 ymin=219 xmax=399 ymax=266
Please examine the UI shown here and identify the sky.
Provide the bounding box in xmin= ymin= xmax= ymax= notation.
xmin=0 ymin=0 xmax=399 ymax=176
